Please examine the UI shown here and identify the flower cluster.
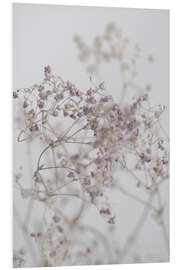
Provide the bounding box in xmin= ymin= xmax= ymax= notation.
xmin=74 ymin=23 xmax=136 ymax=74
xmin=13 ymin=248 xmax=26 ymax=268
xmin=14 ymin=66 xmax=168 ymax=227
xmin=13 ymin=23 xmax=169 ymax=267
xmin=74 ymin=23 xmax=154 ymax=102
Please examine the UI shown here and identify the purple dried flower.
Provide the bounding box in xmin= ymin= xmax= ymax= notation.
xmin=140 ymin=153 xmax=151 ymax=163
xmin=134 ymin=128 xmax=139 ymax=137
xmin=38 ymin=100 xmax=44 ymax=109
xmin=99 ymin=82 xmax=105 ymax=90
xmin=162 ymin=159 xmax=168 ymax=165
xmin=76 ymin=166 xmax=81 ymax=174
xmin=49 ymin=251 xmax=56 ymax=258
xmin=38 ymin=85 xmax=44 ymax=92
xmin=57 ymin=225 xmax=63 ymax=233
xmin=101 ymin=96 xmax=108 ymax=103
xmin=75 ymin=90 xmax=81 ymax=97
xmin=112 ymin=104 xmax=119 ymax=111
xmin=90 ymin=120 xmax=98 ymax=130
xmin=153 ymin=167 xmax=158 ymax=173
xmin=142 ymin=93 xmax=148 ymax=101
xmin=70 ymin=114 xmax=76 ymax=119
xmin=69 ymin=89 xmax=75 ymax=96
xmin=87 ymin=97 xmax=96 ymax=104
xmin=96 ymin=157 xmax=103 ymax=165
xmin=23 ymin=101 xmax=28 ymax=109
xmin=155 ymin=111 xmax=161 ymax=118
xmin=67 ymin=81 xmax=73 ymax=90
xmin=67 ymin=171 xmax=74 ymax=178
xmin=83 ymin=106 xmax=89 ymax=115
xmin=118 ymin=134 xmax=123 ymax=140
xmin=128 ymin=119 xmax=137 ymax=130
xmin=88 ymin=107 xmax=94 ymax=114
xmin=71 ymin=154 xmax=79 ymax=160
xmin=145 ymin=157 xmax=151 ymax=163
xmin=83 ymin=177 xmax=91 ymax=185
xmin=130 ymin=103 xmax=137 ymax=112
xmin=109 ymin=113 xmax=115 ymax=121
xmin=108 ymin=216 xmax=115 ymax=224
xmin=158 ymin=141 xmax=164 ymax=151
xmin=91 ymin=171 xmax=94 ymax=177
xmin=100 ymin=208 xmax=111 ymax=215
xmin=55 ymin=93 xmax=64 ymax=101
xmin=57 ymin=137 xmax=64 ymax=143
xmin=99 ymin=127 xmax=109 ymax=139
xmin=63 ymin=111 xmax=68 ymax=117
xmin=77 ymin=112 xmax=82 ymax=118
xmin=117 ymin=109 xmax=122 ymax=117
xmin=144 ymin=121 xmax=152 ymax=129
xmin=13 ymin=62 xmax=169 ymax=238
xmin=39 ymin=92 xmax=47 ymax=100
xmin=83 ymin=123 xmax=89 ymax=130
xmin=52 ymin=215 xmax=61 ymax=223
xmin=89 ymin=192 xmax=95 ymax=203
xmin=87 ymin=89 xmax=92 ymax=96
xmin=44 ymin=65 xmax=51 ymax=75
xmin=76 ymin=163 xmax=86 ymax=174
xmin=34 ymin=124 xmax=39 ymax=131
xmin=52 ymin=110 xmax=58 ymax=117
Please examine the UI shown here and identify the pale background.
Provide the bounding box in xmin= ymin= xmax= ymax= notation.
xmin=1 ymin=0 xmax=179 ymax=270
xmin=13 ymin=2 xmax=169 ymax=267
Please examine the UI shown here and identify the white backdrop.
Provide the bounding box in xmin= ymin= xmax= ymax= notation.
xmin=13 ymin=3 xmax=169 ymax=267
xmin=1 ymin=0 xmax=179 ymax=270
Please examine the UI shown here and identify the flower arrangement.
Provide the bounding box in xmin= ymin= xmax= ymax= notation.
xmin=13 ymin=23 xmax=169 ymax=267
